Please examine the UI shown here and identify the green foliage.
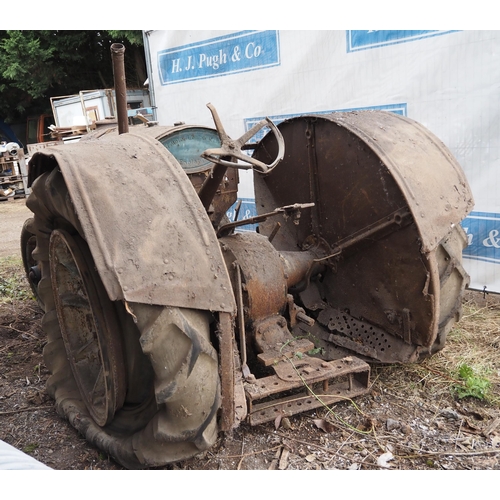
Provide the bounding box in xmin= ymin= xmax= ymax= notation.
xmin=0 ymin=275 xmax=29 ymax=301
xmin=0 ymin=31 xmax=59 ymax=100
xmin=107 ymin=30 xmax=144 ymax=46
xmin=454 ymin=363 xmax=491 ymax=400
xmin=0 ymin=30 xmax=146 ymax=122
xmin=307 ymin=346 xmax=325 ymax=356
xmin=23 ymin=443 xmax=39 ymax=454
xmin=0 ymin=256 xmax=30 ymax=302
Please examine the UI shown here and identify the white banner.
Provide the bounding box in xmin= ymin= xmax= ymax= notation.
xmin=144 ymin=30 xmax=500 ymax=293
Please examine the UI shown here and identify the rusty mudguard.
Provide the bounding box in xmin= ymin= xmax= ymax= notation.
xmin=252 ymin=111 xmax=474 ymax=362
xmin=27 ymin=129 xmax=236 ymax=315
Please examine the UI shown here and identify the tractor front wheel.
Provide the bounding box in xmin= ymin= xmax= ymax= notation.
xmin=26 ymin=168 xmax=221 ymax=468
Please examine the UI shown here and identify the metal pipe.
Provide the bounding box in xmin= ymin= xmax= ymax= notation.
xmin=110 ymin=43 xmax=129 ymax=135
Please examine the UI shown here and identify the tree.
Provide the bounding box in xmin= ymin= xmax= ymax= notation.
xmin=0 ymin=30 xmax=146 ymax=123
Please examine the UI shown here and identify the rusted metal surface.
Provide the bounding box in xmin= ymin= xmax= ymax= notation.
xmin=80 ymin=124 xmax=239 ymax=229
xmin=155 ymin=125 xmax=238 ymax=227
xmin=219 ymin=230 xmax=371 ymax=423
xmin=201 ymin=103 xmax=284 ymax=174
xmin=432 ymin=225 xmax=470 ymax=352
xmin=217 ymin=311 xmax=236 ymax=431
xmin=28 ymin=131 xmax=236 ymax=314
xmin=252 ymin=111 xmax=473 ymax=362
xmin=217 ymin=203 xmax=314 ymax=237
xmin=110 ymin=43 xmax=129 ymax=135
xmin=220 ymin=232 xmax=287 ymax=322
xmin=245 ymin=356 xmax=370 ymax=425
xmin=253 ymin=111 xmax=473 ymax=252
xmin=49 ymin=229 xmax=126 ymax=426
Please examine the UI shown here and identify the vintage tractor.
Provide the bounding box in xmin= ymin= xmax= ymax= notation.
xmin=20 ymin=45 xmax=473 ymax=468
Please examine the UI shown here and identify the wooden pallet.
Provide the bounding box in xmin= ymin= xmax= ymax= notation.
xmin=0 ymin=194 xmax=25 ymax=202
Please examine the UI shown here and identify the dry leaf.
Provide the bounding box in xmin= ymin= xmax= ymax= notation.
xmin=377 ymin=451 xmax=394 ymax=468
xmin=274 ymin=414 xmax=282 ymax=430
xmin=279 ymin=448 xmax=290 ymax=470
xmin=313 ymin=418 xmax=336 ymax=433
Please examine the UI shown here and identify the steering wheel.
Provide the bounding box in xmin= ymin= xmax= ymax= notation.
xmin=201 ymin=103 xmax=285 ymax=174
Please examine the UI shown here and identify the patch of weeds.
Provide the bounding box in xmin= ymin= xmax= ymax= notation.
xmin=453 ymin=363 xmax=491 ymax=400
xmin=0 ymin=256 xmax=30 ymax=303
xmin=23 ymin=443 xmax=39 ymax=454
xmin=307 ymin=346 xmax=325 ymax=356
xmin=0 ymin=276 xmax=29 ymax=301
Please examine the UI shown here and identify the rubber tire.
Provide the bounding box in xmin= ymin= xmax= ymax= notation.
xmin=422 ymin=224 xmax=470 ymax=358
xmin=26 ymin=168 xmax=221 ymax=468
xmin=20 ymin=217 xmax=45 ymax=311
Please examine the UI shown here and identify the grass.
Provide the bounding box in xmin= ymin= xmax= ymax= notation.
xmin=0 ymin=256 xmax=31 ymax=303
xmin=23 ymin=443 xmax=39 ymax=454
xmin=439 ymin=295 xmax=500 ymax=403
xmin=371 ymin=292 xmax=500 ymax=407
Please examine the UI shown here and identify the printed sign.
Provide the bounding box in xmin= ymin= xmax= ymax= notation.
xmin=157 ymin=31 xmax=280 ymax=85
xmin=346 ymin=30 xmax=455 ymax=52
xmin=227 ymin=198 xmax=258 ymax=232
xmin=462 ymin=212 xmax=500 ymax=265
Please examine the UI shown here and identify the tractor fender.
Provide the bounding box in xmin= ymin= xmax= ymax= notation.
xmin=27 ymin=131 xmax=236 ymax=314
xmin=252 ymin=110 xmax=474 ymax=359
xmin=326 ymin=111 xmax=474 ymax=253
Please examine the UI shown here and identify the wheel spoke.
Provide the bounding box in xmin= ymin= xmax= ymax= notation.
xmin=91 ymin=366 xmax=105 ymax=406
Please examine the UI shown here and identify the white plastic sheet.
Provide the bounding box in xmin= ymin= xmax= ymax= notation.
xmin=0 ymin=440 xmax=51 ymax=470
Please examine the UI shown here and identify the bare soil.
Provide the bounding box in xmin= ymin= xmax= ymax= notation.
xmin=0 ymin=198 xmax=31 ymax=258
xmin=1 ymin=198 xmax=500 ymax=470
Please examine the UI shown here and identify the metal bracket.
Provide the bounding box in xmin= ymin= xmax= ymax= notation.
xmin=244 ymin=356 xmax=370 ymax=425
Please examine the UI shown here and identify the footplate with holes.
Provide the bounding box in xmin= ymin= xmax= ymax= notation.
xmin=317 ymin=307 xmax=418 ymax=363
xmin=244 ymin=356 xmax=370 ymax=425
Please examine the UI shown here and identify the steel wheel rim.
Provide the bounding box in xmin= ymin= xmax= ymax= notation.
xmin=49 ymin=229 xmax=126 ymax=427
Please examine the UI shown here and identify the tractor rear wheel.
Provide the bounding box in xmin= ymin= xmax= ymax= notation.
xmin=26 ymin=169 xmax=221 ymax=468
xmin=425 ymin=224 xmax=470 ymax=357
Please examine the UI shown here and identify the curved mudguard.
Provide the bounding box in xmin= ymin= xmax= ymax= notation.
xmin=28 ymin=130 xmax=236 ymax=314
xmin=330 ymin=111 xmax=474 ymax=253
xmin=253 ymin=111 xmax=474 ymax=360
xmin=255 ymin=111 xmax=473 ymax=253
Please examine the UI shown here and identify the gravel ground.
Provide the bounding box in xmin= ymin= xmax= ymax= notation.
xmin=0 ymin=198 xmax=31 ymax=259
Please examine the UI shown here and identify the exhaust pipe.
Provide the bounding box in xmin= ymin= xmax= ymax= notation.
xmin=111 ymin=43 xmax=129 ymax=135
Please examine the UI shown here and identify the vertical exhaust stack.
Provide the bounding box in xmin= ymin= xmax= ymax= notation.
xmin=111 ymin=43 xmax=129 ymax=135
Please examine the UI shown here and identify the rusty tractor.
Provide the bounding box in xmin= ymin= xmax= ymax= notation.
xmin=20 ymin=44 xmax=474 ymax=468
